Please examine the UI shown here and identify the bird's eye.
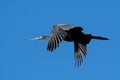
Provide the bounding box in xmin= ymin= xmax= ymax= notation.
xmin=39 ymin=36 xmax=42 ymax=38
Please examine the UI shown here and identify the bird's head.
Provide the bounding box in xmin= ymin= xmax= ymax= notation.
xmin=32 ymin=36 xmax=49 ymax=40
xmin=32 ymin=36 xmax=43 ymax=40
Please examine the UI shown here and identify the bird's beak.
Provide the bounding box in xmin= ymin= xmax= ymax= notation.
xmin=32 ymin=37 xmax=41 ymax=40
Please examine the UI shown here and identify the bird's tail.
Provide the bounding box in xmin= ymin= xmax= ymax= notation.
xmin=91 ymin=36 xmax=109 ymax=40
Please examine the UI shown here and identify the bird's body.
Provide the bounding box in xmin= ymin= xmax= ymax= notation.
xmin=32 ymin=24 xmax=109 ymax=67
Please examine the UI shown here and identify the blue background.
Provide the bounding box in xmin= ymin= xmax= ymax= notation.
xmin=0 ymin=0 xmax=120 ymax=80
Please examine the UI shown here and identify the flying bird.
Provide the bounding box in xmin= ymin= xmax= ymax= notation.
xmin=32 ymin=24 xmax=109 ymax=67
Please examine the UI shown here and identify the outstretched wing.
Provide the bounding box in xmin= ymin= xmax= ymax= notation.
xmin=74 ymin=41 xmax=87 ymax=67
xmin=47 ymin=25 xmax=68 ymax=51
xmin=54 ymin=24 xmax=83 ymax=31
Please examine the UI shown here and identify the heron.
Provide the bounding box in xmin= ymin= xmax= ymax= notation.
xmin=32 ymin=24 xmax=109 ymax=67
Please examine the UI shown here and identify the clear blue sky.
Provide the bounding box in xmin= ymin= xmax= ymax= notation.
xmin=0 ymin=0 xmax=120 ymax=80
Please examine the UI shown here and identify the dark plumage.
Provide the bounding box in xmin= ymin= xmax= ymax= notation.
xmin=32 ymin=24 xmax=109 ymax=67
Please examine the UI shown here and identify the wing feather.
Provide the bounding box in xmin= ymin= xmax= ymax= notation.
xmin=74 ymin=41 xmax=87 ymax=67
xmin=47 ymin=25 xmax=67 ymax=51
